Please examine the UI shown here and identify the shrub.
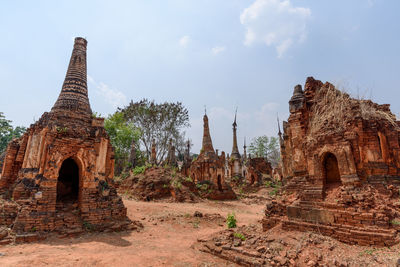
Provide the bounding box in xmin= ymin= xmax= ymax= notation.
xmin=227 ymin=212 xmax=237 ymax=228
xmin=269 ymin=188 xmax=279 ymax=196
xmin=265 ymin=181 xmax=273 ymax=188
xmin=234 ymin=232 xmax=246 ymax=241
xmin=196 ymin=183 xmax=209 ymax=191
xmin=184 ymin=176 xmax=193 ymax=183
xmin=133 ymin=165 xmax=147 ymax=175
xmin=83 ymin=221 xmax=94 ymax=231
xmin=120 ymin=171 xmax=130 ymax=180
xmin=172 ymin=179 xmax=182 ymax=189
xmin=171 ymin=168 xmax=177 ymax=177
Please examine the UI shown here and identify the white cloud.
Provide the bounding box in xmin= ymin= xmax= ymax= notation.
xmin=88 ymin=75 xmax=127 ymax=109
xmin=87 ymin=75 xmax=95 ymax=84
xmin=260 ymin=102 xmax=280 ymax=112
xmin=179 ymin=35 xmax=191 ymax=48
xmin=211 ymin=46 xmax=226 ymax=55
xmin=240 ymin=0 xmax=311 ymax=58
xmin=98 ymin=83 xmax=127 ymax=109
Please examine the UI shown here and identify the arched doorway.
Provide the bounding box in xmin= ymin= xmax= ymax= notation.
xmin=323 ymin=153 xmax=340 ymax=184
xmin=322 ymin=153 xmax=341 ymax=199
xmin=217 ymin=175 xmax=222 ymax=191
xmin=57 ymin=158 xmax=79 ymax=204
xmin=250 ymin=175 xmax=255 ymax=185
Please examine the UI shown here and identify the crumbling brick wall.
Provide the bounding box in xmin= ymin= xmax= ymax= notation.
xmin=267 ymin=77 xmax=400 ymax=246
xmin=245 ymin=157 xmax=272 ymax=185
xmin=0 ymin=37 xmax=131 ymax=240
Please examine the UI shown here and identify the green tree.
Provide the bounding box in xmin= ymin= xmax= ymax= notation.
xmin=249 ymin=135 xmax=280 ymax=167
xmin=104 ymin=112 xmax=141 ymax=175
xmin=0 ymin=112 xmax=26 ymax=154
xmin=119 ymin=99 xmax=190 ymax=165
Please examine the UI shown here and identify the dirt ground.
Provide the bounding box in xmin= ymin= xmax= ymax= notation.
xmin=0 ymin=199 xmax=264 ymax=267
xmin=2 ymin=187 xmax=400 ymax=267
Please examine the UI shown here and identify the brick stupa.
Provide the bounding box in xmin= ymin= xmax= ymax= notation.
xmin=0 ymin=38 xmax=133 ymax=242
xmin=189 ymin=113 xmax=236 ymax=200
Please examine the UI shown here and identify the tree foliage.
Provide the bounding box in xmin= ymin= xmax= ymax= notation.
xmin=119 ymin=99 xmax=190 ymax=165
xmin=104 ymin=112 xmax=142 ymax=175
xmin=249 ymin=135 xmax=280 ymax=167
xmin=0 ymin=112 xmax=26 ymax=154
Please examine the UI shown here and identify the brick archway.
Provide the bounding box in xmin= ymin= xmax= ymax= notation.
xmin=323 ymin=152 xmax=341 ymax=184
xmin=56 ymin=158 xmax=80 ymax=204
xmin=217 ymin=174 xmax=222 ymax=191
xmin=250 ymin=174 xmax=255 ymax=185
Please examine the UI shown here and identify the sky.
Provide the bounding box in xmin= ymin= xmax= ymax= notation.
xmin=0 ymin=0 xmax=399 ymax=153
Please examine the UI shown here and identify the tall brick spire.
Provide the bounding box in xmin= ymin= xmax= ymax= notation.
xmin=51 ymin=37 xmax=92 ymax=120
xmin=231 ymin=109 xmax=240 ymax=160
xmin=201 ymin=113 xmax=215 ymax=155
xmin=243 ymin=137 xmax=247 ymax=161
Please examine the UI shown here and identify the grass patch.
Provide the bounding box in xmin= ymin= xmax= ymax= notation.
xmin=390 ymin=219 xmax=400 ymax=225
xmin=360 ymin=248 xmax=376 ymax=256
xmin=266 ymin=180 xmax=282 ymax=196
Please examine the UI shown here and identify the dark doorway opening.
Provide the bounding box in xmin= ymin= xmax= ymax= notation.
xmin=57 ymin=158 xmax=79 ymax=204
xmin=250 ymin=175 xmax=255 ymax=185
xmin=324 ymin=153 xmax=340 ymax=184
xmin=323 ymin=153 xmax=341 ymax=199
xmin=217 ymin=175 xmax=223 ymax=191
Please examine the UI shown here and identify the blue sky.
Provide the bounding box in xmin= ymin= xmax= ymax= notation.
xmin=0 ymin=0 xmax=399 ymax=153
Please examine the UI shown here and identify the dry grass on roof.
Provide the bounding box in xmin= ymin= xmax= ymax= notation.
xmin=306 ymin=83 xmax=399 ymax=143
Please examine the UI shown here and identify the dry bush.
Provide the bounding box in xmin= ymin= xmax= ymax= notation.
xmin=307 ymin=84 xmax=398 ymax=144
xmin=359 ymin=101 xmax=397 ymax=126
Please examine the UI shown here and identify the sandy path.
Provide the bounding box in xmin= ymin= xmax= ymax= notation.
xmin=0 ymin=199 xmax=265 ymax=267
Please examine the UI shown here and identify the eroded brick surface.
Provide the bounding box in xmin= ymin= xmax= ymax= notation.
xmin=0 ymin=38 xmax=135 ymax=243
xmin=267 ymin=77 xmax=400 ymax=246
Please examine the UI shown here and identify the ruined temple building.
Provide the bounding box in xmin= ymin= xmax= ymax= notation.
xmin=263 ymin=77 xmax=400 ymax=246
xmin=239 ymin=138 xmax=273 ymax=185
xmin=227 ymin=112 xmax=242 ymax=179
xmin=128 ymin=138 xmax=137 ymax=169
xmin=164 ymin=138 xmax=177 ymax=167
xmin=245 ymin=157 xmax=272 ymax=185
xmin=225 ymin=114 xmax=272 ymax=185
xmin=190 ymin=113 xmax=236 ymax=200
xmin=243 ymin=138 xmax=247 ymax=162
xmin=150 ymin=139 xmax=156 ymax=165
xmin=0 ymin=38 xmax=134 ymax=242
xmin=180 ymin=139 xmax=192 ymax=176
